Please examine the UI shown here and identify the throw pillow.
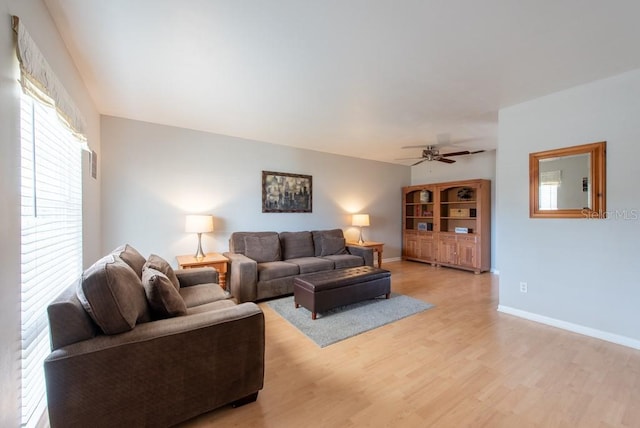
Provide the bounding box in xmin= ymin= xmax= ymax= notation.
xmin=320 ymin=236 xmax=347 ymax=256
xmin=244 ymin=235 xmax=281 ymax=263
xmin=142 ymin=266 xmax=187 ymax=318
xmin=77 ymin=254 xmax=150 ymax=335
xmin=145 ymin=254 xmax=180 ymax=290
xmin=111 ymin=244 xmax=146 ymax=278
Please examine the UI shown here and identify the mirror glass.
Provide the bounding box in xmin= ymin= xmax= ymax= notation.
xmin=538 ymin=153 xmax=591 ymax=210
xmin=529 ymin=142 xmax=606 ymax=218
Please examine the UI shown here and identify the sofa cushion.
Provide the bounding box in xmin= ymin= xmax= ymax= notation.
xmin=77 ymin=254 xmax=150 ymax=335
xmin=312 ymin=229 xmax=345 ymax=257
xmin=257 ymin=261 xmax=299 ymax=282
xmin=111 ymin=244 xmax=146 ymax=278
xmin=279 ymin=231 xmax=314 ymax=260
xmin=322 ymin=254 xmax=365 ymax=269
xmin=285 ymin=257 xmax=335 ymax=274
xmin=145 ymin=254 xmax=180 ymax=290
xmin=244 ymin=235 xmax=281 ymax=263
xmin=142 ymin=267 xmax=187 ymax=318
xmin=319 ymin=236 xmax=347 ymax=256
xmin=229 ymin=231 xmax=278 ymax=254
xmin=185 ymin=298 xmax=236 ymax=315
xmin=179 ymin=283 xmax=229 ymax=308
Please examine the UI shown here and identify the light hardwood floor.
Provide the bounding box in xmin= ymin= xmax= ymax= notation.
xmin=179 ymin=261 xmax=640 ymax=427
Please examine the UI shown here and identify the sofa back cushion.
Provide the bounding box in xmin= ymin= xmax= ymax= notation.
xmin=319 ymin=236 xmax=347 ymax=256
xmin=279 ymin=231 xmax=314 ymax=260
xmin=229 ymin=232 xmax=279 ymax=255
xmin=244 ymin=235 xmax=281 ymax=263
xmin=312 ymin=229 xmax=346 ymax=256
xmin=77 ymin=254 xmax=150 ymax=335
xmin=111 ymin=244 xmax=146 ymax=278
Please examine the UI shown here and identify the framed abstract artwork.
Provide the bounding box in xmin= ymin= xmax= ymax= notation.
xmin=262 ymin=171 xmax=312 ymax=213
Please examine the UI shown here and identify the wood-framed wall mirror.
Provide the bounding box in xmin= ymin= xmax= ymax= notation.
xmin=529 ymin=141 xmax=606 ymax=218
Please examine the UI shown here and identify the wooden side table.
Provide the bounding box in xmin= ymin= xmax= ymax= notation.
xmin=347 ymin=241 xmax=384 ymax=268
xmin=176 ymin=253 xmax=229 ymax=289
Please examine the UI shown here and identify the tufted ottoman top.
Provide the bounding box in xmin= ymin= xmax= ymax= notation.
xmin=294 ymin=266 xmax=391 ymax=292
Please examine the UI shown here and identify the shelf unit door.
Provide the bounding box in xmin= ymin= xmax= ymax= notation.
xmin=437 ymin=235 xmax=458 ymax=265
xmin=457 ymin=238 xmax=477 ymax=268
xmin=404 ymin=232 xmax=419 ymax=259
xmin=418 ymin=234 xmax=435 ymax=262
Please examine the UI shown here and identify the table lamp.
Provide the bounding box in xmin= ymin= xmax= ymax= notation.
xmin=352 ymin=214 xmax=370 ymax=245
xmin=185 ymin=214 xmax=214 ymax=259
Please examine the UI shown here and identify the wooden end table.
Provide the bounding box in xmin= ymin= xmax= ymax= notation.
xmin=176 ymin=253 xmax=229 ymax=289
xmin=346 ymin=241 xmax=384 ymax=268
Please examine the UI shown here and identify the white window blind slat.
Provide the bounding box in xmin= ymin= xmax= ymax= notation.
xmin=20 ymin=91 xmax=83 ymax=428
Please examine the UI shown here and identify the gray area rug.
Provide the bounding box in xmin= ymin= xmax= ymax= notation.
xmin=267 ymin=293 xmax=434 ymax=347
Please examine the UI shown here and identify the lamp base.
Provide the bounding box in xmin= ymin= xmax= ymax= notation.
xmin=357 ymin=228 xmax=365 ymax=245
xmin=194 ymin=233 xmax=205 ymax=260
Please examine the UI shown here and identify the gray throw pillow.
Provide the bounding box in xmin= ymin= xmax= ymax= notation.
xmin=145 ymin=254 xmax=180 ymax=290
xmin=244 ymin=235 xmax=281 ymax=263
xmin=320 ymin=236 xmax=347 ymax=256
xmin=142 ymin=266 xmax=187 ymax=318
xmin=111 ymin=244 xmax=146 ymax=278
xmin=77 ymin=254 xmax=150 ymax=335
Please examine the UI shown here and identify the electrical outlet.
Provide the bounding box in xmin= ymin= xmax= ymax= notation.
xmin=519 ymin=282 xmax=528 ymax=293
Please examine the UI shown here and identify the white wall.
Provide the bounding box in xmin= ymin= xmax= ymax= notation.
xmin=411 ymin=150 xmax=497 ymax=270
xmin=101 ymin=116 xmax=410 ymax=265
xmin=497 ymin=69 xmax=640 ymax=347
xmin=0 ymin=0 xmax=101 ymax=425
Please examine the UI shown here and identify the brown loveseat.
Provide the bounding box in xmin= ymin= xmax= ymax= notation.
xmin=224 ymin=229 xmax=374 ymax=303
xmin=44 ymin=244 xmax=265 ymax=428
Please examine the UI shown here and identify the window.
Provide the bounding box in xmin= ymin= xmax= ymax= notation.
xmin=539 ymin=170 xmax=561 ymax=210
xmin=539 ymin=184 xmax=558 ymax=210
xmin=20 ymin=92 xmax=83 ymax=428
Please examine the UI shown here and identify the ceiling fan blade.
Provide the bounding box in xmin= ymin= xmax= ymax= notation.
xmin=441 ymin=150 xmax=471 ymax=157
xmin=437 ymin=158 xmax=456 ymax=164
xmin=469 ymin=150 xmax=485 ymax=154
xmin=395 ymin=156 xmax=425 ymax=161
xmin=401 ymin=144 xmax=432 ymax=149
xmin=411 ymin=159 xmax=428 ymax=166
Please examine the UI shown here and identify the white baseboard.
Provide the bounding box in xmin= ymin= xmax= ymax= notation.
xmin=382 ymin=257 xmax=402 ymax=264
xmin=497 ymin=305 xmax=640 ymax=351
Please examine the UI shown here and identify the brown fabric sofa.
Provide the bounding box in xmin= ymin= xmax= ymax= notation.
xmin=44 ymin=245 xmax=265 ymax=428
xmin=224 ymin=229 xmax=374 ymax=303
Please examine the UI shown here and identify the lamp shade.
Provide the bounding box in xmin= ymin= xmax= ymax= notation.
xmin=352 ymin=214 xmax=370 ymax=227
xmin=185 ymin=215 xmax=214 ymax=233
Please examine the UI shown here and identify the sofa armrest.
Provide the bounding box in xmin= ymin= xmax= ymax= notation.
xmin=224 ymin=252 xmax=258 ymax=303
xmin=175 ymin=267 xmax=219 ymax=287
xmin=346 ymin=245 xmax=374 ymax=267
xmin=44 ymin=303 xmax=265 ymax=427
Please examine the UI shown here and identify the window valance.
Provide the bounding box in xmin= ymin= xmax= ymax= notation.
xmin=12 ymin=15 xmax=88 ymax=145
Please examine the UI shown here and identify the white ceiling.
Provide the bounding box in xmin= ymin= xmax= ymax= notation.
xmin=44 ymin=0 xmax=640 ymax=164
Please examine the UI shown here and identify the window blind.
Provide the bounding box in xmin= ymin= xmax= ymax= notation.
xmin=540 ymin=170 xmax=562 ymax=185
xmin=20 ymin=92 xmax=83 ymax=428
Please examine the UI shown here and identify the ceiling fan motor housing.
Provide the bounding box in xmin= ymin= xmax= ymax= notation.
xmin=422 ymin=147 xmax=439 ymax=160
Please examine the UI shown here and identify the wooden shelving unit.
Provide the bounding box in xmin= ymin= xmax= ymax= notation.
xmin=402 ymin=179 xmax=491 ymax=273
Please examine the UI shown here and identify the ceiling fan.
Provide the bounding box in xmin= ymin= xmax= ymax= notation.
xmin=397 ymin=144 xmax=485 ymax=166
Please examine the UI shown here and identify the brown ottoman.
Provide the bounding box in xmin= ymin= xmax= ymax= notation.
xmin=293 ymin=266 xmax=391 ymax=320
